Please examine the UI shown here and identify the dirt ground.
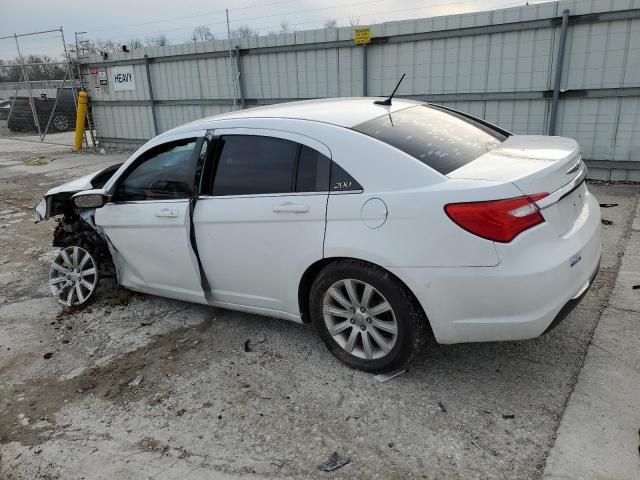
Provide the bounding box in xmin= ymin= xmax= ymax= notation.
xmin=1 ymin=138 xmax=638 ymax=480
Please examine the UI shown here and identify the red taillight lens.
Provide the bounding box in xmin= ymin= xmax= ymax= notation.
xmin=444 ymin=193 xmax=548 ymax=243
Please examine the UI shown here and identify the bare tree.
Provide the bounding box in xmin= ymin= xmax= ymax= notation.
xmin=127 ymin=38 xmax=143 ymax=50
xmin=146 ymin=34 xmax=169 ymax=47
xmin=97 ymin=39 xmax=119 ymax=53
xmin=191 ymin=25 xmax=214 ymax=43
xmin=280 ymin=20 xmax=290 ymax=34
xmin=0 ymin=55 xmax=67 ymax=82
xmin=348 ymin=15 xmax=360 ymax=27
xmin=231 ymin=24 xmax=256 ymax=39
xmin=324 ymin=18 xmax=338 ymax=28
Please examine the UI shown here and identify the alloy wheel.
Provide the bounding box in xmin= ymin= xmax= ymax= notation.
xmin=49 ymin=246 xmax=98 ymax=306
xmin=53 ymin=114 xmax=69 ymax=131
xmin=322 ymin=278 xmax=398 ymax=360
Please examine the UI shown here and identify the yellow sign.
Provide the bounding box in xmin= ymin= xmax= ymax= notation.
xmin=354 ymin=27 xmax=371 ymax=45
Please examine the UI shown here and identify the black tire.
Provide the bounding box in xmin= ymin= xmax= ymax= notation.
xmin=52 ymin=113 xmax=71 ymax=132
xmin=310 ymin=259 xmax=427 ymax=373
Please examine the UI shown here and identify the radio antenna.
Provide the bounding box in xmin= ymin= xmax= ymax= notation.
xmin=374 ymin=73 xmax=406 ymax=106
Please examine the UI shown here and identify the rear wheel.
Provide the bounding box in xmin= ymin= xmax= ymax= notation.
xmin=52 ymin=113 xmax=70 ymax=132
xmin=310 ymin=260 xmax=426 ymax=372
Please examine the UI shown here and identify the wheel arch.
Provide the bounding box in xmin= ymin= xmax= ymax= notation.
xmin=298 ymin=256 xmax=432 ymax=336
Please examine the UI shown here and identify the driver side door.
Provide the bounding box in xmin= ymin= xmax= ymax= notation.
xmin=95 ymin=133 xmax=207 ymax=304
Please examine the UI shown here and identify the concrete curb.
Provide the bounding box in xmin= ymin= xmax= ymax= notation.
xmin=544 ymin=194 xmax=640 ymax=480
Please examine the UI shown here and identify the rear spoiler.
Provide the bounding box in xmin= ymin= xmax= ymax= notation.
xmin=427 ymin=103 xmax=512 ymax=138
xmin=536 ymin=160 xmax=587 ymax=210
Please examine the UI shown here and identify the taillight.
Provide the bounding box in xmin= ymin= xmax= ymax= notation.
xmin=444 ymin=193 xmax=548 ymax=243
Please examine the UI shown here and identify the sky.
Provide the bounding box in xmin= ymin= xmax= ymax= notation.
xmin=0 ymin=0 xmax=552 ymax=60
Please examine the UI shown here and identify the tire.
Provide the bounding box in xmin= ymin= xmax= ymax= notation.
xmin=52 ymin=113 xmax=71 ymax=132
xmin=310 ymin=260 xmax=426 ymax=373
xmin=49 ymin=245 xmax=99 ymax=307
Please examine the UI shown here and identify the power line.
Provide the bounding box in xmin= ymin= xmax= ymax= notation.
xmin=85 ymin=0 xmax=313 ymax=34
xmin=89 ymin=0 xmax=389 ymax=42
xmin=256 ymin=0 xmax=527 ymax=32
xmin=87 ymin=0 xmax=531 ymax=46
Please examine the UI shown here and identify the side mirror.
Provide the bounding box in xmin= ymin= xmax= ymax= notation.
xmin=72 ymin=189 xmax=109 ymax=209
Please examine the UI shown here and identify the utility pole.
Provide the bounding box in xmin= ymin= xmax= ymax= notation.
xmin=75 ymin=31 xmax=87 ymax=90
xmin=226 ymin=8 xmax=238 ymax=109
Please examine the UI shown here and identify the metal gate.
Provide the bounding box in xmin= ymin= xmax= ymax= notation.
xmin=0 ymin=28 xmax=95 ymax=148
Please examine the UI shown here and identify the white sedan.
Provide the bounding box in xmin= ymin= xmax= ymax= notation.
xmin=36 ymin=98 xmax=601 ymax=372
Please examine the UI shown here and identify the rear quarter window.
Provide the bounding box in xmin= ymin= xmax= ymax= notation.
xmin=352 ymin=105 xmax=507 ymax=175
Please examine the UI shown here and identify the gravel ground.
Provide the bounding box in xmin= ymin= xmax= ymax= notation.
xmin=0 ymin=138 xmax=638 ymax=480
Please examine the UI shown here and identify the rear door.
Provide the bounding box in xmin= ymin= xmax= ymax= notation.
xmin=95 ymin=133 xmax=208 ymax=304
xmin=194 ymin=129 xmax=330 ymax=317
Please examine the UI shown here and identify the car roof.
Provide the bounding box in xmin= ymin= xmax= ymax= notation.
xmin=179 ymin=97 xmax=422 ymax=131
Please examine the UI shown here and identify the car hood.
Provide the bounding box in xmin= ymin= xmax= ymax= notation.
xmin=45 ymin=171 xmax=101 ymax=197
xmin=35 ymin=163 xmax=123 ymax=221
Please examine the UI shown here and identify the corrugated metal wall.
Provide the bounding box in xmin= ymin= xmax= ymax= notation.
xmin=82 ymin=0 xmax=640 ymax=180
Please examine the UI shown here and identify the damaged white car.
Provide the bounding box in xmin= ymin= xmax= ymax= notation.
xmin=36 ymin=98 xmax=601 ymax=372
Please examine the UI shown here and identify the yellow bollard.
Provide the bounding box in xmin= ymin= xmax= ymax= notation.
xmin=74 ymin=91 xmax=88 ymax=151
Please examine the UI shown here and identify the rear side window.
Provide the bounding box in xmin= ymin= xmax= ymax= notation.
xmin=212 ymin=135 xmax=298 ymax=196
xmin=296 ymin=146 xmax=330 ymax=192
xmin=352 ymin=105 xmax=507 ymax=175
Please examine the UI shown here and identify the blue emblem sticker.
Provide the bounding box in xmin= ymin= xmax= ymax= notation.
xmin=570 ymin=254 xmax=582 ymax=268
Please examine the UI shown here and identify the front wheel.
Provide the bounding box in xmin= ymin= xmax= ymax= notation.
xmin=49 ymin=246 xmax=98 ymax=307
xmin=310 ymin=260 xmax=426 ymax=373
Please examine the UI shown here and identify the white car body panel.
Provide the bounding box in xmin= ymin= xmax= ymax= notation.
xmin=390 ymin=186 xmax=601 ymax=343
xmin=37 ymin=98 xmax=602 ymax=346
xmin=94 ymin=130 xmax=207 ymax=304
xmin=448 ymin=135 xmax=581 ymax=195
xmin=95 ymin=199 xmax=206 ymax=304
xmin=194 ymin=192 xmax=327 ymax=316
xmin=193 ymin=127 xmax=329 ymax=317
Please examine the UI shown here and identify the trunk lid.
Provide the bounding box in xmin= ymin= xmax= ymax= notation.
xmin=448 ymin=135 xmax=587 ymax=237
xmin=447 ymin=135 xmax=581 ymax=196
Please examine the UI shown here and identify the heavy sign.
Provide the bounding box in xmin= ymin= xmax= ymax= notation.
xmin=354 ymin=27 xmax=371 ymax=45
xmin=111 ymin=65 xmax=136 ymax=92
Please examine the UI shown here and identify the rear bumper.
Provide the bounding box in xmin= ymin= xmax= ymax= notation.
xmin=389 ymin=189 xmax=602 ymax=344
xmin=542 ymin=258 xmax=599 ymax=335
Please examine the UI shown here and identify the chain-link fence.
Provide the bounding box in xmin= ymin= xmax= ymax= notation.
xmin=0 ymin=28 xmax=95 ymax=148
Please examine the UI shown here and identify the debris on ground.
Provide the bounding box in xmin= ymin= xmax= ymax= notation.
xmin=438 ymin=401 xmax=447 ymax=413
xmin=601 ymin=219 xmax=613 ymax=225
xmin=25 ymin=155 xmax=55 ymax=166
xmin=373 ymin=369 xmax=407 ymax=383
xmin=502 ymin=413 xmax=515 ymax=419
xmin=43 ymin=352 xmax=53 ymax=359
xmin=128 ymin=375 xmax=144 ymax=387
xmin=176 ymin=409 xmax=187 ymax=416
xmin=244 ymin=339 xmax=252 ymax=352
xmin=599 ymin=203 xmax=619 ymax=208
xmin=318 ymin=452 xmax=350 ymax=472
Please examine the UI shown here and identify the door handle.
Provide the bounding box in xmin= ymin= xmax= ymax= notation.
xmin=155 ymin=208 xmax=178 ymax=218
xmin=273 ymin=202 xmax=310 ymax=213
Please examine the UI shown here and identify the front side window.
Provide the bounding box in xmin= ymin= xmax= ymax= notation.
xmin=116 ymin=138 xmax=198 ymax=201
xmin=352 ymin=105 xmax=507 ymax=175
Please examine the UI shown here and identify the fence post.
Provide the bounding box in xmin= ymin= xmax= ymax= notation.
xmin=144 ymin=55 xmax=159 ymax=135
xmin=14 ymin=34 xmax=42 ymax=139
xmin=548 ymin=8 xmax=570 ymax=135
xmin=235 ymin=46 xmax=246 ymax=109
xmin=362 ymin=43 xmax=368 ymax=96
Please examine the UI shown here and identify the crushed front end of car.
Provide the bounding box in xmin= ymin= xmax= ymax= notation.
xmin=35 ymin=163 xmax=122 ymax=306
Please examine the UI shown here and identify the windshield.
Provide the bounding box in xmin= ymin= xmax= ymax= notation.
xmin=352 ymin=105 xmax=507 ymax=175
